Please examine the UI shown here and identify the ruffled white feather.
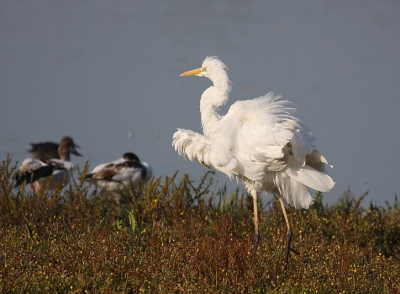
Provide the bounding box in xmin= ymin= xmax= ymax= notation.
xmin=173 ymin=57 xmax=335 ymax=209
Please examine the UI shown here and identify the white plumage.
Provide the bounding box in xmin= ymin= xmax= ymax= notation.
xmin=173 ymin=56 xmax=335 ymax=266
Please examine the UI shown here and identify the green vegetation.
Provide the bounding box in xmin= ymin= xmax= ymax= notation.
xmin=1 ymin=156 xmax=399 ymax=293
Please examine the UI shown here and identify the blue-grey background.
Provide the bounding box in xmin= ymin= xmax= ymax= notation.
xmin=1 ymin=1 xmax=399 ymax=206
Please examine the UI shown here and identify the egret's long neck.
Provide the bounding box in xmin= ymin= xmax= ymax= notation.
xmin=200 ymin=71 xmax=231 ymax=137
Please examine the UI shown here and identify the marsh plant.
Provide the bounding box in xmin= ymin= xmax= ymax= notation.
xmin=0 ymin=157 xmax=399 ymax=293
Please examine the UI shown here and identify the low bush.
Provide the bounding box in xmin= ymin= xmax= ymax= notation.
xmin=1 ymin=157 xmax=399 ymax=293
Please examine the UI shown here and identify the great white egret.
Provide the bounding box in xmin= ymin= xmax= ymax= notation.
xmin=172 ymin=56 xmax=335 ymax=267
xmin=85 ymin=152 xmax=152 ymax=192
xmin=29 ymin=136 xmax=82 ymax=161
xmin=14 ymin=139 xmax=80 ymax=191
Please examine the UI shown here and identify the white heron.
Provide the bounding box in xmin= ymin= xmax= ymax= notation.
xmin=14 ymin=138 xmax=81 ymax=191
xmin=172 ymin=56 xmax=335 ymax=266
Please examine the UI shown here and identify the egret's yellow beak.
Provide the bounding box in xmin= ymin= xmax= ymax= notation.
xmin=180 ymin=67 xmax=203 ymax=77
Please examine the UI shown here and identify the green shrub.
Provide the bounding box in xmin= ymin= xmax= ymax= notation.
xmin=0 ymin=158 xmax=399 ymax=293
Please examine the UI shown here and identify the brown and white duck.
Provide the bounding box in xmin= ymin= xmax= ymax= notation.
xmin=14 ymin=138 xmax=82 ymax=191
xmin=85 ymin=152 xmax=152 ymax=192
xmin=28 ymin=136 xmax=82 ymax=162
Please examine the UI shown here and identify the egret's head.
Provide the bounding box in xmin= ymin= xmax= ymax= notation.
xmin=201 ymin=56 xmax=227 ymax=74
xmin=180 ymin=56 xmax=230 ymax=89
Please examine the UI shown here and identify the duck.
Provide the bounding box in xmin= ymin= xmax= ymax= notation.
xmin=28 ymin=136 xmax=82 ymax=161
xmin=85 ymin=152 xmax=152 ymax=192
xmin=14 ymin=138 xmax=82 ymax=191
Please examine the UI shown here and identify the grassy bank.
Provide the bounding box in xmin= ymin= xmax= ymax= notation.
xmin=1 ymin=157 xmax=399 ymax=293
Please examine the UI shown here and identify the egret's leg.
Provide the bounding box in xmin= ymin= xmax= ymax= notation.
xmin=278 ymin=195 xmax=292 ymax=270
xmin=251 ymin=191 xmax=259 ymax=265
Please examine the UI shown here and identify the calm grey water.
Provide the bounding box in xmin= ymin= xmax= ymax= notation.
xmin=1 ymin=1 xmax=399 ymax=206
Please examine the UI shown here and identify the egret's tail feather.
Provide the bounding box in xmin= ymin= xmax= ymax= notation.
xmin=286 ymin=165 xmax=335 ymax=193
xmin=275 ymin=157 xmax=335 ymax=209
xmin=275 ymin=174 xmax=314 ymax=209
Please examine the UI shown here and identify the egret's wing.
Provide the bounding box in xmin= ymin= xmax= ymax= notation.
xmin=218 ymin=93 xmax=332 ymax=184
xmin=290 ymin=126 xmax=314 ymax=165
xmin=172 ymin=128 xmax=213 ymax=167
xmin=218 ymin=93 xmax=300 ymax=180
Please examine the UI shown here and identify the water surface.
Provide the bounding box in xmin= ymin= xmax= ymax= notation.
xmin=1 ymin=1 xmax=399 ymax=206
